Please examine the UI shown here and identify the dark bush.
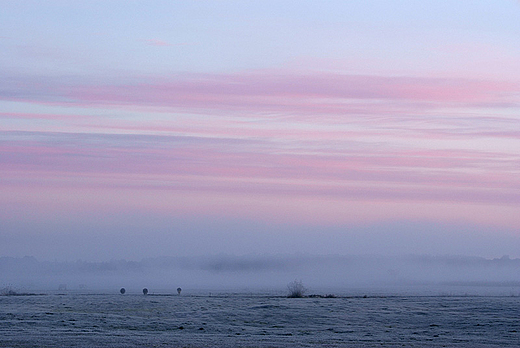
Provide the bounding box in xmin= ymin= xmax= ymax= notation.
xmin=287 ymin=280 xmax=307 ymax=298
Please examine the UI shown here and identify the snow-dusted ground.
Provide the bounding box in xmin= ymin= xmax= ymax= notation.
xmin=1 ymin=292 xmax=519 ymax=347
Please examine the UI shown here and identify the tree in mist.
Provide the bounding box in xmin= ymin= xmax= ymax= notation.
xmin=142 ymin=288 xmax=148 ymax=295
xmin=287 ymin=279 xmax=307 ymax=298
xmin=177 ymin=287 xmax=182 ymax=295
xmin=120 ymin=288 xmax=126 ymax=294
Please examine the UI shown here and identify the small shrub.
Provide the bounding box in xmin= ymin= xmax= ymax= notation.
xmin=287 ymin=280 xmax=307 ymax=298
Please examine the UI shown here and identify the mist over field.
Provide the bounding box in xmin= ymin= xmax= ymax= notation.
xmin=2 ymin=254 xmax=519 ymax=295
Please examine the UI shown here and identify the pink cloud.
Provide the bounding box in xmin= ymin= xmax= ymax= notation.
xmin=2 ymin=70 xmax=517 ymax=115
xmin=2 ymin=131 xmax=518 ymax=209
xmin=143 ymin=39 xmax=172 ymax=46
xmin=1 ymin=69 xmax=519 ymax=230
xmin=141 ymin=39 xmax=190 ymax=47
xmin=66 ymin=73 xmax=515 ymax=111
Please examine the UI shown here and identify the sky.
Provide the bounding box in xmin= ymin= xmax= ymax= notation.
xmin=1 ymin=0 xmax=520 ymax=261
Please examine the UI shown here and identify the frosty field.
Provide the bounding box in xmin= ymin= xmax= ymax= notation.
xmin=1 ymin=292 xmax=519 ymax=348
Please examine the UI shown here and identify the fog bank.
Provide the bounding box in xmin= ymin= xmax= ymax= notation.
xmin=2 ymin=254 xmax=519 ymax=296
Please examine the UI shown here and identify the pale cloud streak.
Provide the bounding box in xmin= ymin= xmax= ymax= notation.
xmin=2 ymin=71 xmax=517 ymax=111
xmin=1 ymin=128 xmax=518 ymax=215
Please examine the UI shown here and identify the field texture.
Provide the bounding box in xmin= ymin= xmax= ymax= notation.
xmin=1 ymin=293 xmax=519 ymax=347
